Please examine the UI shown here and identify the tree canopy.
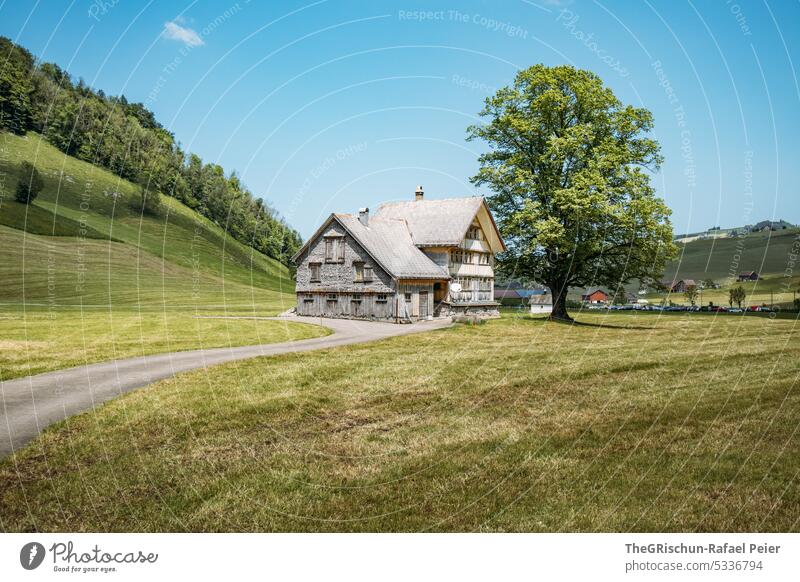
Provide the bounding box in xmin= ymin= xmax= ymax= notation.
xmin=0 ymin=36 xmax=301 ymax=264
xmin=468 ymin=64 xmax=677 ymax=320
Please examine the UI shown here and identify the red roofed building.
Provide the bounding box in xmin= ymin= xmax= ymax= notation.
xmin=581 ymin=289 xmax=609 ymax=304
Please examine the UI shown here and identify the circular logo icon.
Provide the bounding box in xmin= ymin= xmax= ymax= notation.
xmin=20 ymin=542 xmax=46 ymax=570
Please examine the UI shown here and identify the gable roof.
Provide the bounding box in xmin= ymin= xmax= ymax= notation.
xmin=516 ymin=289 xmax=547 ymax=298
xmin=494 ymin=289 xmax=521 ymax=299
xmin=373 ymin=197 xmax=506 ymax=252
xmin=291 ymin=214 xmax=448 ymax=280
xmin=528 ymin=293 xmax=553 ymax=305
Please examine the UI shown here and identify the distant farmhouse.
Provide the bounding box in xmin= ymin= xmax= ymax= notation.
xmin=494 ymin=287 xmax=552 ymax=313
xmin=528 ymin=292 xmax=553 ymax=314
xmin=737 ymin=271 xmax=759 ymax=282
xmin=516 ymin=289 xmax=547 ymax=302
xmin=292 ymin=188 xmax=505 ymax=322
xmin=582 ymin=289 xmax=609 ymax=304
xmin=664 ymin=279 xmax=697 ymax=293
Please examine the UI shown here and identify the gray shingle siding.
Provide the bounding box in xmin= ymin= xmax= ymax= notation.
xmin=295 ymin=220 xmax=394 ymax=294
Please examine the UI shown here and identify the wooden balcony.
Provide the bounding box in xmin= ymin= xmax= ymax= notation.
xmin=448 ymin=263 xmax=494 ymax=278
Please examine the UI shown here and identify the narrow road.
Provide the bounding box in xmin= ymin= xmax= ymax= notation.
xmin=0 ymin=316 xmax=451 ymax=458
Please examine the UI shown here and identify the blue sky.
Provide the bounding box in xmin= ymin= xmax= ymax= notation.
xmin=2 ymin=0 xmax=798 ymax=238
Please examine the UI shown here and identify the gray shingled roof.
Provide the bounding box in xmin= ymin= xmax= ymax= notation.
xmin=528 ymin=293 xmax=553 ymax=305
xmin=373 ymin=197 xmax=484 ymax=246
xmin=334 ymin=214 xmax=448 ymax=280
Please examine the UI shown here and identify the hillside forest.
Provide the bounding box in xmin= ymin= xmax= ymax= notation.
xmin=0 ymin=36 xmax=301 ymax=263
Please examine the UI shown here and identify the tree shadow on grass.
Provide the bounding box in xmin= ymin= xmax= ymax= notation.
xmin=520 ymin=315 xmax=657 ymax=330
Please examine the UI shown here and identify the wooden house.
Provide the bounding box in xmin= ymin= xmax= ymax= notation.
xmin=292 ymin=187 xmax=506 ymax=322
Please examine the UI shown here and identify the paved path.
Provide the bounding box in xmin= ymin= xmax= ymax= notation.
xmin=0 ymin=316 xmax=451 ymax=458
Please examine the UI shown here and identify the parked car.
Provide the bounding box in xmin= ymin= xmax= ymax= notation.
xmin=729 ymin=308 xmax=743 ymax=313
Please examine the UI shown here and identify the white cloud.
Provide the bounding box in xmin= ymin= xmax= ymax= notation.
xmin=162 ymin=21 xmax=204 ymax=47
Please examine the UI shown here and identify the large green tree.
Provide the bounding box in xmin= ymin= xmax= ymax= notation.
xmin=468 ymin=64 xmax=676 ymax=320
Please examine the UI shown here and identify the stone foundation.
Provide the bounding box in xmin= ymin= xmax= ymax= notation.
xmin=435 ymin=301 xmax=500 ymax=319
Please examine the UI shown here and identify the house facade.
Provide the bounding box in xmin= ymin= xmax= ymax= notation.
xmin=292 ymin=188 xmax=505 ymax=322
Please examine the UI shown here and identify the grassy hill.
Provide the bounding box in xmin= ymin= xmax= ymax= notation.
xmin=0 ymin=131 xmax=295 ymax=312
xmin=568 ymin=227 xmax=799 ymax=307
xmin=656 ymin=228 xmax=800 ymax=307
xmin=0 ymin=131 xmax=324 ymax=380
xmin=667 ymin=228 xmax=799 ymax=282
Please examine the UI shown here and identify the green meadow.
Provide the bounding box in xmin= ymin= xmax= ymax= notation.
xmin=1 ymin=312 xmax=797 ymax=532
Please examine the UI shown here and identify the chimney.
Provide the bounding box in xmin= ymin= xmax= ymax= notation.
xmin=358 ymin=207 xmax=369 ymax=226
xmin=415 ymin=185 xmax=424 ymax=201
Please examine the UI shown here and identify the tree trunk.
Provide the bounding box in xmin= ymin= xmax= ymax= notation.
xmin=548 ymin=284 xmax=572 ymax=322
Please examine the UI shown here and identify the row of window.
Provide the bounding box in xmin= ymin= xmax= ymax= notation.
xmin=450 ymin=250 xmax=492 ymax=266
xmin=303 ymin=293 xmax=388 ymax=303
xmin=308 ymin=261 xmax=373 ymax=283
xmin=453 ymin=277 xmax=492 ymax=290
